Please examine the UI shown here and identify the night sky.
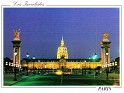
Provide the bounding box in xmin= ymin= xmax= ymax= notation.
xmin=4 ymin=8 xmax=119 ymax=60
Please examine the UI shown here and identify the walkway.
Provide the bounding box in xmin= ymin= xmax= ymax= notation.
xmin=3 ymin=72 xmax=120 ymax=86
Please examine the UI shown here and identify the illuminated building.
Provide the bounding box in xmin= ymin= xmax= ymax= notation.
xmin=21 ymin=33 xmax=112 ymax=71
xmin=57 ymin=36 xmax=68 ymax=59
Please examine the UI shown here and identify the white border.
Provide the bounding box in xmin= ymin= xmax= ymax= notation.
xmin=0 ymin=1 xmax=123 ymax=93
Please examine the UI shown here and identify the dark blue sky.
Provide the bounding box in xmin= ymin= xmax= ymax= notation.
xmin=4 ymin=8 xmax=119 ymax=60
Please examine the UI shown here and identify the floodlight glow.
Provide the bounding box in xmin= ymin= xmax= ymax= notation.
xmin=56 ymin=70 xmax=63 ymax=75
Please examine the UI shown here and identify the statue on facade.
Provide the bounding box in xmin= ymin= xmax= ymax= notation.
xmin=102 ymin=32 xmax=109 ymax=41
xmin=14 ymin=30 xmax=20 ymax=40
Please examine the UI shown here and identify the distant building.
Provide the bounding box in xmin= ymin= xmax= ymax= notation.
xmin=21 ymin=36 xmax=104 ymax=70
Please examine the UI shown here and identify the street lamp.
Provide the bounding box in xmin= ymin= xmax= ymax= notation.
xmin=52 ymin=63 xmax=54 ymax=73
xmin=14 ymin=52 xmax=17 ymax=81
xmin=82 ymin=63 xmax=83 ymax=75
xmin=84 ymin=60 xmax=86 ymax=74
xmin=89 ymin=56 xmax=91 ymax=65
xmin=71 ymin=61 xmax=73 ymax=73
xmin=78 ymin=63 xmax=80 ymax=75
xmin=32 ymin=56 xmax=35 ymax=74
xmin=26 ymin=53 xmax=29 ymax=76
xmin=88 ymin=56 xmax=91 ymax=68
xmin=105 ymin=49 xmax=109 ymax=79
xmin=93 ymin=53 xmax=97 ymax=69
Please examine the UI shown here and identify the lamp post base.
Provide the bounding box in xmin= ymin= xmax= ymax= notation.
xmin=26 ymin=68 xmax=29 ymax=76
xmin=26 ymin=73 xmax=29 ymax=76
xmin=14 ymin=77 xmax=17 ymax=81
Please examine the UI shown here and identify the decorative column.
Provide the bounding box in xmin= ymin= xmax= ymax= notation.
xmin=12 ymin=30 xmax=21 ymax=71
xmin=100 ymin=32 xmax=111 ymax=68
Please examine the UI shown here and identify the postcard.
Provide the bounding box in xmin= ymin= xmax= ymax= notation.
xmin=0 ymin=0 xmax=123 ymax=93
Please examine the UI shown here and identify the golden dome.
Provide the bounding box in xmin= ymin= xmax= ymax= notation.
xmin=57 ymin=36 xmax=68 ymax=59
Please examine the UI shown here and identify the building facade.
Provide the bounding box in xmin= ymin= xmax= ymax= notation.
xmin=21 ymin=58 xmax=101 ymax=70
xmin=21 ymin=33 xmax=111 ymax=70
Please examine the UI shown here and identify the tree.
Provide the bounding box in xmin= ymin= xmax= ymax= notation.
xmin=115 ymin=57 xmax=119 ymax=66
xmin=115 ymin=57 xmax=120 ymax=73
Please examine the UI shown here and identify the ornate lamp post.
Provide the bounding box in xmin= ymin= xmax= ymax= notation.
xmin=14 ymin=52 xmax=17 ymax=81
xmin=105 ymin=49 xmax=109 ymax=79
xmin=32 ymin=56 xmax=35 ymax=74
xmin=26 ymin=53 xmax=29 ymax=76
